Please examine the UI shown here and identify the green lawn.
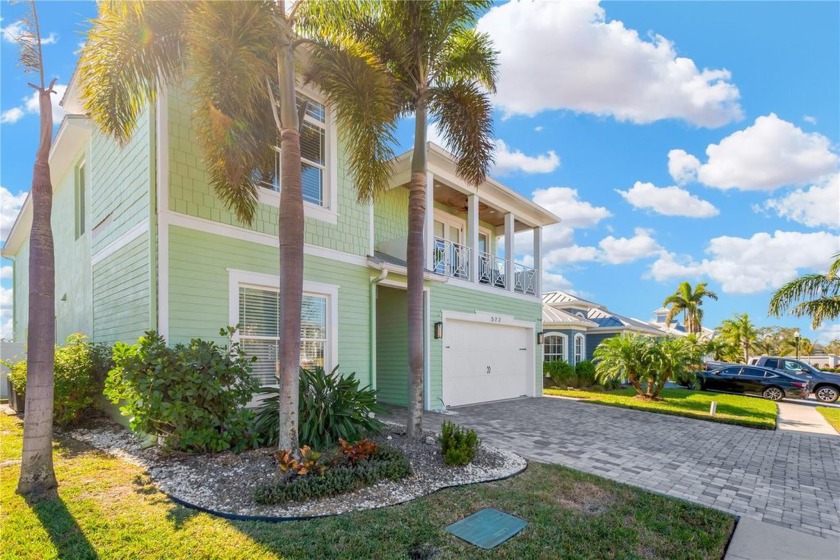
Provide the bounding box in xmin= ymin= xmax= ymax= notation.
xmin=0 ymin=413 xmax=734 ymax=559
xmin=816 ymin=406 xmax=840 ymax=434
xmin=544 ymin=387 xmax=778 ymax=430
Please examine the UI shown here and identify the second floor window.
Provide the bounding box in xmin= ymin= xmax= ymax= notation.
xmin=257 ymin=92 xmax=328 ymax=208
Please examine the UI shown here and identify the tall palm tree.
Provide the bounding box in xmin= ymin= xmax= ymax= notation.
xmin=78 ymin=1 xmax=390 ymax=452
xmin=14 ymin=0 xmax=59 ymax=498
xmin=719 ymin=313 xmax=757 ymax=363
xmin=301 ymin=1 xmax=497 ymax=437
xmin=768 ymin=254 xmax=840 ymax=329
xmin=663 ymin=281 xmax=718 ymax=334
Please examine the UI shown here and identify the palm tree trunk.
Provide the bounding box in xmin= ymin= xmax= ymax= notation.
xmin=276 ymin=44 xmax=303 ymax=452
xmin=18 ymin=84 xmax=58 ymax=498
xmin=406 ymin=101 xmax=428 ymax=438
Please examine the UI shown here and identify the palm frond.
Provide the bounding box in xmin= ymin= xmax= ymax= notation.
xmin=790 ymin=297 xmax=840 ymax=329
xmin=435 ymin=28 xmax=497 ymax=92
xmin=305 ymin=44 xmax=399 ymax=202
xmin=15 ymin=6 xmax=42 ymax=80
xmin=768 ymin=273 xmax=840 ymax=316
xmin=78 ymin=1 xmax=188 ymax=144
xmin=429 ymin=80 xmax=494 ymax=186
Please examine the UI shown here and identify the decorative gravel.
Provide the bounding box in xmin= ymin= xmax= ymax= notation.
xmin=68 ymin=418 xmax=526 ymax=519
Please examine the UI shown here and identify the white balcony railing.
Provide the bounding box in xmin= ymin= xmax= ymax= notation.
xmin=513 ymin=263 xmax=537 ymax=295
xmin=433 ymin=237 xmax=470 ymax=280
xmin=478 ymin=252 xmax=507 ymax=289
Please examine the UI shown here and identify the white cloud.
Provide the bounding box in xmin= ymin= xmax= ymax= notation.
xmin=534 ymin=126 xmax=544 ymax=132
xmin=1 ymin=19 xmax=57 ymax=45
xmin=803 ymin=115 xmax=817 ymax=125
xmin=0 ymin=285 xmax=11 ymax=340
xmin=677 ymin=114 xmax=838 ymax=191
xmin=493 ymin=139 xmax=560 ymax=176
xmin=815 ymin=324 xmax=840 ymax=344
xmin=0 ymin=318 xmax=12 ymax=341
xmin=617 ymin=181 xmax=719 ymax=218
xmin=1 ymin=84 xmax=67 ymax=126
xmin=544 ymin=245 xmax=600 ymax=267
xmin=542 ymin=271 xmax=575 ymax=292
xmin=74 ymin=41 xmax=86 ymax=56
xmin=648 ymin=230 xmax=840 ymax=294
xmin=478 ymin=0 xmax=742 ymax=127
xmin=598 ymin=228 xmax=662 ymax=264
xmin=667 ymin=149 xmax=701 ymax=185
xmin=1 ymin=186 xmax=27 ymax=241
xmin=532 ymin=187 xmax=612 ymax=228
xmin=0 ymin=266 xmax=11 ymax=280
xmin=762 ymin=175 xmax=840 ymax=229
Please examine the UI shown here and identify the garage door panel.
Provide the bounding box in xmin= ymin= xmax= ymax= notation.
xmin=443 ymin=319 xmax=532 ymax=407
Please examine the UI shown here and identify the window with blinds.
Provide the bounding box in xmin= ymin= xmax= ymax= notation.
xmin=256 ymin=92 xmax=327 ymax=207
xmin=238 ymin=287 xmax=328 ymax=385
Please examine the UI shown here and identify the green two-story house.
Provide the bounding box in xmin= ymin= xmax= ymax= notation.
xmin=3 ymin=77 xmax=559 ymax=411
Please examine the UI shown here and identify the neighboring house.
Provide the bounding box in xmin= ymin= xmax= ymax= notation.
xmin=649 ymin=306 xmax=715 ymax=339
xmin=541 ymin=291 xmax=667 ymax=364
xmin=1 ymin=78 xmax=559 ymax=412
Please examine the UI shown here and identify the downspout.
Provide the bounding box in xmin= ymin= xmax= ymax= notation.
xmin=369 ymin=269 xmax=388 ymax=391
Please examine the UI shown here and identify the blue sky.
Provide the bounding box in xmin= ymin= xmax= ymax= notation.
xmin=1 ymin=1 xmax=839 ymax=344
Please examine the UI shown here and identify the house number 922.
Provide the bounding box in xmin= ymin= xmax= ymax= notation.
xmin=489 ymin=316 xmax=502 ymax=323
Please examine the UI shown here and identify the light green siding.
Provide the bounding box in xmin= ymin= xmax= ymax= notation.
xmin=375 ymin=286 xmax=408 ymax=405
xmin=89 ymin=107 xmax=153 ymax=253
xmin=428 ymin=283 xmax=542 ymax=409
xmin=53 ymin=153 xmax=93 ymax=340
xmin=373 ymin=187 xmax=410 ymax=249
xmin=167 ymin=225 xmax=373 ymax=386
xmin=165 ymin=87 xmax=371 ymax=258
xmin=92 ymin=234 xmax=151 ymax=344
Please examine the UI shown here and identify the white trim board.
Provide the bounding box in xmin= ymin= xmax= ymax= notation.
xmin=161 ymin=210 xmax=369 ymax=268
xmin=90 ymin=219 xmax=150 ymax=266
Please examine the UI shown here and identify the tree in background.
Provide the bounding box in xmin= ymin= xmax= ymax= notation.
xmin=718 ymin=313 xmax=758 ymax=363
xmin=13 ymin=0 xmax=60 ymax=499
xmin=78 ymin=1 xmax=391 ymax=452
xmin=768 ymin=254 xmax=840 ymax=329
xmin=824 ymin=340 xmax=840 ymax=355
xmin=301 ymin=0 xmax=497 ymax=436
xmin=663 ymin=281 xmax=718 ymax=334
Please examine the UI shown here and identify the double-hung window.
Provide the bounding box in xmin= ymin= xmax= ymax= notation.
xmin=543 ymin=334 xmax=567 ymax=363
xmin=257 ymin=92 xmax=329 ymax=208
xmin=574 ymin=334 xmax=585 ymax=363
xmin=236 ymin=276 xmax=335 ymax=385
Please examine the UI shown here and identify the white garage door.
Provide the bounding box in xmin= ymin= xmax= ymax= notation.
xmin=443 ymin=319 xmax=532 ymax=407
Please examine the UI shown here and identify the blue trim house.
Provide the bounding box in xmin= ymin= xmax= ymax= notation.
xmin=542 ymin=291 xmax=668 ymax=365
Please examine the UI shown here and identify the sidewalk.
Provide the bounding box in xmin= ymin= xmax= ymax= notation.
xmin=725 ymin=517 xmax=840 ymax=560
xmin=777 ymin=401 xmax=838 ymax=436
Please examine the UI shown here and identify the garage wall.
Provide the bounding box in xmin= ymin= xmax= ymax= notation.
xmin=428 ymin=282 xmax=542 ymax=410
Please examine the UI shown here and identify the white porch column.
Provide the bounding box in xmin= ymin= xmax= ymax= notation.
xmin=424 ymin=172 xmax=435 ymax=271
xmin=468 ymin=194 xmax=479 ymax=283
xmin=534 ymin=226 xmax=543 ymax=297
xmin=505 ymin=212 xmax=515 ymax=292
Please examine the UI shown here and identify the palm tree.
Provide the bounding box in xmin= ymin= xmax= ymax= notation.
xmin=301 ymin=1 xmax=497 ymax=437
xmin=593 ymin=334 xmax=654 ymax=397
xmin=719 ymin=313 xmax=757 ymax=363
xmin=14 ymin=0 xmax=59 ymax=498
xmin=768 ymin=254 xmax=840 ymax=329
xmin=663 ymin=281 xmax=718 ymax=334
xmin=78 ymin=1 xmax=391 ymax=452
xmin=650 ymin=337 xmax=703 ymax=397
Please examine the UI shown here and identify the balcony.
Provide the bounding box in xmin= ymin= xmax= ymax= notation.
xmin=434 ymin=237 xmax=537 ymax=295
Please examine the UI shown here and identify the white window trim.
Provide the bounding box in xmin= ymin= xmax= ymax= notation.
xmin=574 ymin=333 xmax=586 ymax=363
xmin=257 ymin=86 xmax=339 ymax=225
xmin=75 ymin=158 xmax=87 ymax=239
xmin=543 ymin=333 xmax=568 ymax=363
xmin=433 ymin=211 xmax=493 ymax=249
xmin=227 ymin=269 xmax=339 ymax=380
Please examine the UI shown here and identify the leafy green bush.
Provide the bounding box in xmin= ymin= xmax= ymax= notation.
xmin=254 ymin=365 xmax=384 ymax=450
xmin=5 ymin=334 xmax=104 ymax=426
xmin=438 ymin=421 xmax=480 ymax=466
xmin=105 ymin=328 xmax=260 ymax=453
xmin=253 ymin=446 xmax=411 ymax=504
xmin=575 ymin=360 xmax=596 ymax=384
xmin=544 ymin=360 xmax=575 ymax=387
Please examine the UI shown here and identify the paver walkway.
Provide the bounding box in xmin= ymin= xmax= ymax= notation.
xmin=388 ymin=397 xmax=840 ymax=540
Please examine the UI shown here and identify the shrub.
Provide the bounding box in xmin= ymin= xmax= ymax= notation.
xmin=254 ymin=365 xmax=384 ymax=449
xmin=338 ymin=438 xmax=378 ymax=464
xmin=254 ymin=446 xmax=411 ymax=504
xmin=438 ymin=421 xmax=480 ymax=466
xmin=5 ymin=334 xmax=104 ymax=426
xmin=105 ymin=328 xmax=260 ymax=453
xmin=544 ymin=360 xmax=576 ymax=387
xmin=575 ymin=360 xmax=596 ymax=385
xmin=275 ymin=445 xmax=328 ymax=477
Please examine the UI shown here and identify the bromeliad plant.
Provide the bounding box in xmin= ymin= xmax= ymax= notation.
xmin=254 ymin=366 xmax=384 ymax=450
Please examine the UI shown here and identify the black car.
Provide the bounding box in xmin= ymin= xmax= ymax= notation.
xmin=697 ymin=365 xmax=810 ymax=401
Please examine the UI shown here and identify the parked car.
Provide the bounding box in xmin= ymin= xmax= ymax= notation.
xmin=748 ymin=356 xmax=840 ymax=404
xmin=697 ymin=365 xmax=810 ymax=401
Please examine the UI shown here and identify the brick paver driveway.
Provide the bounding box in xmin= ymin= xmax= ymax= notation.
xmin=419 ymin=397 xmax=840 ymax=539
